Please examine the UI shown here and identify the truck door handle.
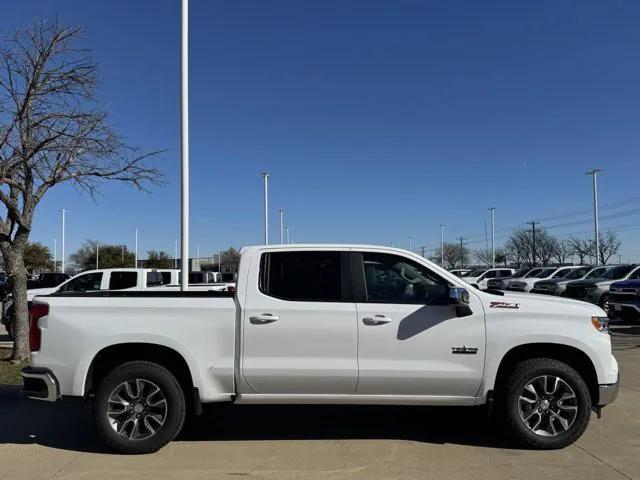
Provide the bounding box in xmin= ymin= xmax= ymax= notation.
xmin=362 ymin=315 xmax=392 ymax=326
xmin=249 ymin=314 xmax=279 ymax=325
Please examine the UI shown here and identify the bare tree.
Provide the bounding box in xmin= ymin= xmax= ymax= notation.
xmin=597 ymin=231 xmax=622 ymax=265
xmin=504 ymin=227 xmax=559 ymax=267
xmin=474 ymin=248 xmax=493 ymax=266
xmin=431 ymin=242 xmax=470 ymax=269
xmin=552 ymin=239 xmax=573 ymax=265
xmin=568 ymin=237 xmax=593 ymax=265
xmin=0 ymin=21 xmax=162 ymax=361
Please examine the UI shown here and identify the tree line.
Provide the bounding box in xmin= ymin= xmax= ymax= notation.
xmin=7 ymin=240 xmax=241 ymax=273
xmin=433 ymin=228 xmax=622 ymax=269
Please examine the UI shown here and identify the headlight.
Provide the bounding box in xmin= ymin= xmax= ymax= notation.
xmin=591 ymin=316 xmax=609 ymax=334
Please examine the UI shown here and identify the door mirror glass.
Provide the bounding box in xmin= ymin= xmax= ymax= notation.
xmin=449 ymin=287 xmax=470 ymax=305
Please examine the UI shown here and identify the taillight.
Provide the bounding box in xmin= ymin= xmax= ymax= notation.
xmin=29 ymin=303 xmax=49 ymax=352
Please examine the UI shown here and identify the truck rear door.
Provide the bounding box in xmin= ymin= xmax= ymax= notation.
xmin=241 ymin=249 xmax=357 ymax=394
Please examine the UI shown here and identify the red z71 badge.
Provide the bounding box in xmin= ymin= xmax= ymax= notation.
xmin=490 ymin=301 xmax=520 ymax=309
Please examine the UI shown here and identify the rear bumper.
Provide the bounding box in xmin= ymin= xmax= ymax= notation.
xmin=598 ymin=377 xmax=619 ymax=406
xmin=21 ymin=366 xmax=60 ymax=402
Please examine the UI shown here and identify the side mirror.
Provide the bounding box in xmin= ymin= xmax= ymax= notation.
xmin=449 ymin=287 xmax=470 ymax=305
xmin=449 ymin=287 xmax=473 ymax=317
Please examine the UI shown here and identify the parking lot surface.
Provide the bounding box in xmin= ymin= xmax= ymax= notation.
xmin=0 ymin=324 xmax=638 ymax=480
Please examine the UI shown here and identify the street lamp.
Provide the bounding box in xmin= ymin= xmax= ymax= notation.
xmin=58 ymin=209 xmax=68 ymax=273
xmin=440 ymin=224 xmax=444 ymax=267
xmin=586 ymin=169 xmax=602 ymax=265
xmin=261 ymin=172 xmax=269 ymax=245
xmin=279 ymin=209 xmax=284 ymax=244
xmin=179 ymin=0 xmax=190 ymax=290
xmin=489 ymin=207 xmax=496 ymax=268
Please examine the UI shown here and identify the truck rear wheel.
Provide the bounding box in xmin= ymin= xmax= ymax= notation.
xmin=94 ymin=361 xmax=186 ymax=454
xmin=503 ymin=358 xmax=591 ymax=449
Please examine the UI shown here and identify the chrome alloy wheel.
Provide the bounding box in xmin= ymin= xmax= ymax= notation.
xmin=106 ymin=379 xmax=168 ymax=441
xmin=518 ymin=375 xmax=578 ymax=437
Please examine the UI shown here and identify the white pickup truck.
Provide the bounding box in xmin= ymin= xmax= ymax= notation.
xmin=22 ymin=245 xmax=618 ymax=454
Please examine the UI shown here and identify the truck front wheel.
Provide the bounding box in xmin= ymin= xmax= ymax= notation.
xmin=503 ymin=358 xmax=592 ymax=449
xmin=94 ymin=361 xmax=186 ymax=454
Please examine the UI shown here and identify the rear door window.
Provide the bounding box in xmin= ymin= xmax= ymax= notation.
xmin=109 ymin=271 xmax=138 ymax=290
xmin=260 ymin=251 xmax=342 ymax=302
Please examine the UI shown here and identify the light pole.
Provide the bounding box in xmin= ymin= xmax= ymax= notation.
xmin=174 ymin=239 xmax=178 ymax=269
xmin=440 ymin=224 xmax=444 ymax=267
xmin=285 ymin=226 xmax=290 ymax=244
xmin=586 ymin=169 xmax=602 ymax=266
xmin=59 ymin=209 xmax=67 ymax=273
xmin=491 ymin=210 xmax=496 ymax=267
xmin=53 ymin=238 xmax=57 ymax=272
xmin=134 ymin=228 xmax=138 ymax=268
xmin=96 ymin=242 xmax=99 ymax=269
xmin=218 ymin=249 xmax=222 ymax=273
xmin=261 ymin=172 xmax=269 ymax=245
xmin=409 ymin=236 xmax=413 ymax=252
xmin=279 ymin=209 xmax=284 ymax=244
xmin=180 ymin=0 xmax=190 ymax=290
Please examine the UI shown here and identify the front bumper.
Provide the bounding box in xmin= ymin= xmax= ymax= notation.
xmin=598 ymin=377 xmax=619 ymax=406
xmin=21 ymin=366 xmax=60 ymax=402
xmin=608 ymin=301 xmax=640 ymax=313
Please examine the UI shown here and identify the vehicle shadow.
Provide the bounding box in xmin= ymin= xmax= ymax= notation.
xmin=0 ymin=385 xmax=518 ymax=454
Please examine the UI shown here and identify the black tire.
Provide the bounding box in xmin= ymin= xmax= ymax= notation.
xmin=599 ymin=293 xmax=610 ymax=310
xmin=503 ymin=358 xmax=592 ymax=449
xmin=94 ymin=361 xmax=186 ymax=454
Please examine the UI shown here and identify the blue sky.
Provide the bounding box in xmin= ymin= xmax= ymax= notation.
xmin=3 ymin=0 xmax=640 ymax=261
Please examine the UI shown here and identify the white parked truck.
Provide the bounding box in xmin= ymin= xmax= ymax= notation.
xmin=2 ymin=268 xmax=179 ymax=340
xmin=22 ymin=245 xmax=618 ymax=453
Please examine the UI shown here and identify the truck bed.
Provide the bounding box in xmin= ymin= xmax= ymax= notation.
xmin=32 ymin=292 xmax=237 ymax=402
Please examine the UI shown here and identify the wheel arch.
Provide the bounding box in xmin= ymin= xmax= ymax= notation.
xmin=84 ymin=343 xmax=199 ymax=413
xmin=491 ymin=343 xmax=599 ymax=405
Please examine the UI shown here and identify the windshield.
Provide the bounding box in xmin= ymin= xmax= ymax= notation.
xmin=562 ymin=267 xmax=590 ymax=280
xmin=585 ymin=267 xmax=605 ymax=279
xmin=552 ymin=268 xmax=574 ymax=279
xmin=468 ymin=269 xmax=486 ymax=277
xmin=523 ymin=268 xmax=543 ymax=278
xmin=600 ymin=265 xmax=635 ymax=279
xmin=533 ymin=268 xmax=555 ymax=278
xmin=512 ymin=268 xmax=530 ymax=278
xmin=628 ymin=268 xmax=640 ymax=280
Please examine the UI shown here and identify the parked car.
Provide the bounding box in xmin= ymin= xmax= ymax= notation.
xmin=449 ymin=269 xmax=472 ymax=277
xmin=22 ymin=245 xmax=618 ymax=453
xmin=486 ymin=267 xmax=537 ymax=290
xmin=565 ymin=264 xmax=640 ymax=308
xmin=507 ymin=266 xmax=584 ymax=293
xmin=1 ymin=268 xmax=179 ymax=340
xmin=530 ymin=266 xmax=609 ymax=296
xmin=606 ymin=272 xmax=640 ymax=321
xmin=464 ymin=268 xmax=516 ymax=290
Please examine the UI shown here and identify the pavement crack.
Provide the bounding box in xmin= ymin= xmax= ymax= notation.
xmin=576 ymin=443 xmax=634 ymax=480
xmin=47 ymin=452 xmax=83 ymax=480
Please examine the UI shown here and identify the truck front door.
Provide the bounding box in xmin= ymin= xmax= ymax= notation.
xmin=353 ymin=250 xmax=485 ymax=399
xmin=241 ymin=249 xmax=358 ymax=394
